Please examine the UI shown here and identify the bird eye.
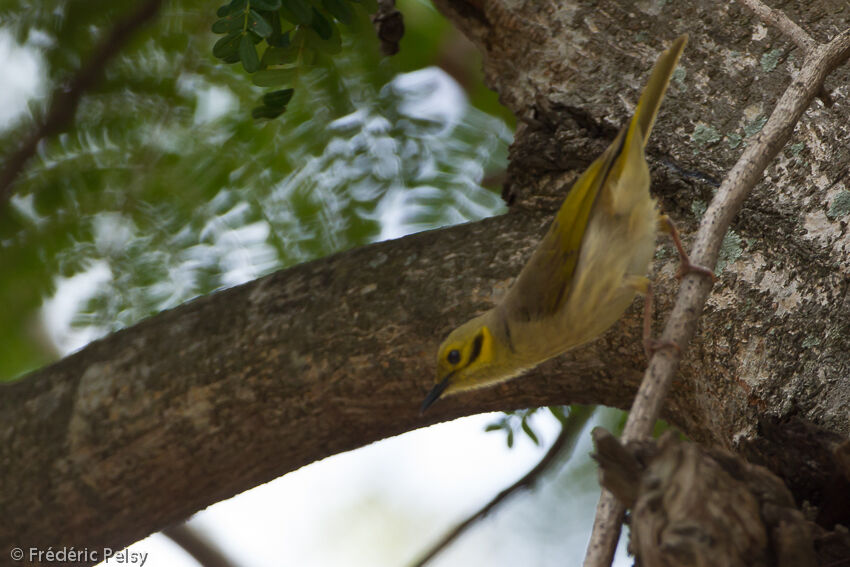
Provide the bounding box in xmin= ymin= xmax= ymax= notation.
xmin=447 ymin=349 xmax=461 ymax=365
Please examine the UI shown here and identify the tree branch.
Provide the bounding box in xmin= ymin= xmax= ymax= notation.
xmin=410 ymin=406 xmax=593 ymax=567
xmin=583 ymin=9 xmax=850 ymax=566
xmin=739 ymin=0 xmax=815 ymax=52
xmin=0 ymin=0 xmax=164 ymax=209
xmin=161 ymin=524 xmax=238 ymax=567
xmin=0 ymin=212 xmax=652 ymax=564
xmin=6 ymin=193 xmax=817 ymax=562
xmin=593 ymin=429 xmax=822 ymax=567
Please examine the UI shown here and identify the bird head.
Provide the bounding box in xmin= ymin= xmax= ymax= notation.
xmin=421 ymin=316 xmax=499 ymax=412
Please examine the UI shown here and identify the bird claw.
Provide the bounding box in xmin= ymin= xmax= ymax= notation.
xmin=675 ymin=260 xmax=717 ymax=283
xmin=660 ymin=215 xmax=717 ymax=285
xmin=644 ymin=338 xmax=681 ymax=360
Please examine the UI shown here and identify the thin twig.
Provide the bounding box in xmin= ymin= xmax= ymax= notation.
xmin=411 ymin=406 xmax=594 ymax=567
xmin=739 ymin=0 xmax=834 ymax=105
xmin=627 ymin=27 xmax=850 ymax=448
xmin=0 ymin=0 xmax=164 ymax=209
xmin=740 ymin=0 xmax=815 ymax=52
xmin=584 ymin=491 xmax=626 ymax=567
xmin=162 ymin=523 xmax=238 ymax=567
xmin=583 ymin=14 xmax=850 ymax=567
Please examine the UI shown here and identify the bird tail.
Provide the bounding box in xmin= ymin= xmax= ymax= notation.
xmin=632 ymin=34 xmax=688 ymax=146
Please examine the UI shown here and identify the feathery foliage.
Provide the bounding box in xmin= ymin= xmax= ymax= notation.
xmin=0 ymin=0 xmax=512 ymax=380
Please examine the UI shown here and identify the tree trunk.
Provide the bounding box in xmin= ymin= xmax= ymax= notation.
xmin=4 ymin=0 xmax=850 ymax=563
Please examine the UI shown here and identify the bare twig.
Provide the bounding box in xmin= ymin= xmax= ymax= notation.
xmin=0 ymin=0 xmax=163 ymax=209
xmin=583 ymin=11 xmax=850 ymax=567
xmin=628 ymin=20 xmax=850 ymax=454
xmin=411 ymin=406 xmax=594 ymax=567
xmin=584 ymin=491 xmax=627 ymax=567
xmin=739 ymin=0 xmax=815 ymax=52
xmin=161 ymin=524 xmax=238 ymax=567
xmin=738 ymin=0 xmax=834 ymax=105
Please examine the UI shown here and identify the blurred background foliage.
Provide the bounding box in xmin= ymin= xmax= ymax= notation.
xmin=0 ymin=0 xmax=514 ymax=381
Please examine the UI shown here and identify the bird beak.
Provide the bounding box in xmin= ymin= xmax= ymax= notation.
xmin=420 ymin=373 xmax=453 ymax=414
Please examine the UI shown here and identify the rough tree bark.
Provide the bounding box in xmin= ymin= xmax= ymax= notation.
xmin=3 ymin=0 xmax=850 ymax=564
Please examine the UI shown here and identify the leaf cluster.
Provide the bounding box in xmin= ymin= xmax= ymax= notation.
xmin=486 ymin=407 xmax=574 ymax=448
xmin=211 ymin=0 xmax=378 ymax=119
xmin=0 ymin=0 xmax=512 ymax=381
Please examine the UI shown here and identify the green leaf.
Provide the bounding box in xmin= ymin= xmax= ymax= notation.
xmin=216 ymin=3 xmax=232 ymax=17
xmin=251 ymin=0 xmax=282 ymax=9
xmin=212 ymin=31 xmax=242 ymax=60
xmin=261 ymin=43 xmax=296 ymax=66
xmin=33 ymin=186 xmax=66 ymax=216
xmin=239 ymin=34 xmax=260 ymax=72
xmin=247 ymin=10 xmax=273 ymax=38
xmin=548 ymin=405 xmax=568 ymax=424
xmin=521 ymin=419 xmax=540 ymax=445
xmin=251 ymin=66 xmax=297 ymax=86
xmin=287 ymin=28 xmax=320 ymax=64
xmin=351 ymin=0 xmax=378 ymax=13
xmin=322 ymin=0 xmax=353 ymax=24
xmin=264 ymin=9 xmax=287 ymax=46
xmin=280 ymin=0 xmax=312 ymax=24
xmin=506 ymin=429 xmax=514 ymax=449
xmin=251 ymin=105 xmax=285 ymax=119
xmin=484 ymin=424 xmax=502 ymax=432
xmin=262 ymin=88 xmax=294 ymax=108
xmin=211 ymin=14 xmax=244 ymax=34
xmin=304 ymin=23 xmax=341 ymax=55
xmin=221 ymin=51 xmax=241 ymax=64
xmin=310 ymin=7 xmax=333 ymax=39
xmin=290 ymin=26 xmax=306 ymax=46
xmin=268 ymin=32 xmax=290 ymax=47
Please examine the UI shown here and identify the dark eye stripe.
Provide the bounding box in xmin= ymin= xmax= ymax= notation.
xmin=468 ymin=333 xmax=484 ymax=364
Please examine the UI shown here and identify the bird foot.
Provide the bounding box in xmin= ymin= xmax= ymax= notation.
xmin=643 ymin=338 xmax=681 ymax=360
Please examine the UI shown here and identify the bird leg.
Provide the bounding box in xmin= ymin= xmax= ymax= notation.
xmin=658 ymin=215 xmax=717 ymax=282
xmin=626 ymin=276 xmax=680 ymax=359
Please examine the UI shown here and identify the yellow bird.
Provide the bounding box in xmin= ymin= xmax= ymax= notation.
xmin=423 ymin=35 xmax=699 ymax=412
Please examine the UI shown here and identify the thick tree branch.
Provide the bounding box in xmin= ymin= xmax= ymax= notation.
xmin=0 ymin=0 xmax=163 ymax=209
xmin=2 ymin=211 xmax=657 ymax=561
xmin=4 ymin=185 xmax=846 ymax=562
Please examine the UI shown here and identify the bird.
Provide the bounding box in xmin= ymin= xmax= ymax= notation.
xmin=422 ymin=35 xmax=708 ymax=412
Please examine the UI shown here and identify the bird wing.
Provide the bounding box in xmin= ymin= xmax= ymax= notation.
xmin=499 ymin=35 xmax=687 ymax=323
xmin=501 ymin=129 xmax=626 ymax=322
